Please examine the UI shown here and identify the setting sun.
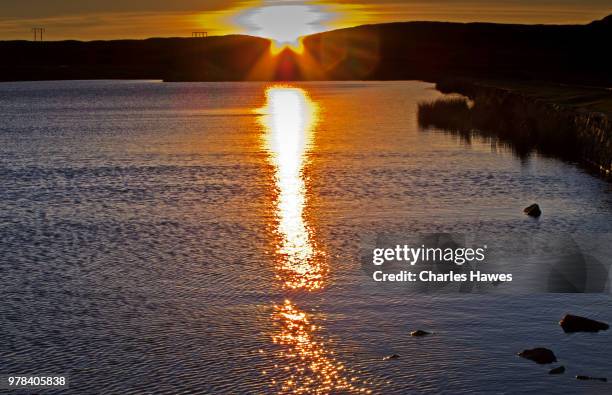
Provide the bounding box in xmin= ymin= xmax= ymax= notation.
xmin=236 ymin=3 xmax=335 ymax=53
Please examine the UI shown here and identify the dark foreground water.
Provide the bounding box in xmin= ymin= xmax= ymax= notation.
xmin=1 ymin=80 xmax=611 ymax=394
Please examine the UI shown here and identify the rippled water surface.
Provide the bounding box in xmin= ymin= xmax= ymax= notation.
xmin=1 ymin=80 xmax=612 ymax=394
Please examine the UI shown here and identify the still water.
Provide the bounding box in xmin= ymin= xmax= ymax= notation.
xmin=1 ymin=80 xmax=612 ymax=394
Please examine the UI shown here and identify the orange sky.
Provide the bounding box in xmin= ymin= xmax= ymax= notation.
xmin=0 ymin=0 xmax=610 ymax=41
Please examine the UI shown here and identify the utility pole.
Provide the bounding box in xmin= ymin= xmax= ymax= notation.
xmin=31 ymin=27 xmax=45 ymax=41
xmin=192 ymin=31 xmax=208 ymax=38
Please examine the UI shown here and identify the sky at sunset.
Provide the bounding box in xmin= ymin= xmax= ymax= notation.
xmin=0 ymin=0 xmax=610 ymax=41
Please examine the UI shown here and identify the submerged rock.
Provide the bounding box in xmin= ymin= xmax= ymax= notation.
xmin=576 ymin=375 xmax=607 ymax=382
xmin=524 ymin=204 xmax=542 ymax=217
xmin=549 ymin=366 xmax=565 ymax=374
xmin=518 ymin=347 xmax=557 ymax=364
xmin=560 ymin=314 xmax=609 ymax=333
xmin=410 ymin=330 xmax=431 ymax=337
xmin=383 ymin=354 xmax=400 ymax=361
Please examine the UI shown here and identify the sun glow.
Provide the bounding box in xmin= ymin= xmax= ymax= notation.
xmin=237 ymin=3 xmax=335 ymax=53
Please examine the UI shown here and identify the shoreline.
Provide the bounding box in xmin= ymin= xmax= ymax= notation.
xmin=430 ymin=79 xmax=612 ymax=176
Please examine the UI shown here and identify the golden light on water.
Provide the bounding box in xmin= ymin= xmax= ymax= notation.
xmin=259 ymin=87 xmax=369 ymax=393
xmin=267 ymin=300 xmax=369 ymax=394
xmin=260 ymin=87 xmax=327 ymax=291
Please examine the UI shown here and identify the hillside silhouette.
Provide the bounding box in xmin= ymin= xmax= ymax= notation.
xmin=1 ymin=15 xmax=610 ymax=85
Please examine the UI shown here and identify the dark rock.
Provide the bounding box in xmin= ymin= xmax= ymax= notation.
xmin=518 ymin=347 xmax=557 ymax=364
xmin=549 ymin=366 xmax=565 ymax=374
xmin=576 ymin=375 xmax=607 ymax=382
xmin=560 ymin=314 xmax=609 ymax=333
xmin=383 ymin=354 xmax=400 ymax=360
xmin=410 ymin=330 xmax=431 ymax=337
xmin=524 ymin=204 xmax=542 ymax=217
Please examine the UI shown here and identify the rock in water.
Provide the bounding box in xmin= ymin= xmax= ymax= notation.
xmin=576 ymin=375 xmax=607 ymax=382
xmin=559 ymin=314 xmax=609 ymax=333
xmin=549 ymin=366 xmax=565 ymax=374
xmin=524 ymin=204 xmax=542 ymax=217
xmin=518 ymin=348 xmax=557 ymax=364
xmin=410 ymin=330 xmax=430 ymax=337
xmin=383 ymin=354 xmax=400 ymax=361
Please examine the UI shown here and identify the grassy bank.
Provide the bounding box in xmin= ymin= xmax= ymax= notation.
xmin=420 ymin=80 xmax=612 ymax=175
xmin=417 ymin=98 xmax=472 ymax=132
xmin=437 ymin=80 xmax=612 ymax=116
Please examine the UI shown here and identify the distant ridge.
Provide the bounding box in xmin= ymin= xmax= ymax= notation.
xmin=1 ymin=15 xmax=611 ymax=85
xmin=589 ymin=14 xmax=612 ymax=26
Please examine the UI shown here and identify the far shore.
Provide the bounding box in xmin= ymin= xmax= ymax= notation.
xmin=1 ymin=15 xmax=610 ymax=85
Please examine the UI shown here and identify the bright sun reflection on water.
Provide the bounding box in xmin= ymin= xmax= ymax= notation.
xmin=259 ymin=87 xmax=368 ymax=394
xmin=260 ymin=87 xmax=327 ymax=291
xmin=267 ymin=300 xmax=369 ymax=394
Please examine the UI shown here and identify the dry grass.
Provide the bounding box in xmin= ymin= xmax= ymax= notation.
xmin=417 ymin=98 xmax=472 ymax=131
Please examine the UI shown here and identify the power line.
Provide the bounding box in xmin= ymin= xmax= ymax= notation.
xmin=31 ymin=27 xmax=45 ymax=41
